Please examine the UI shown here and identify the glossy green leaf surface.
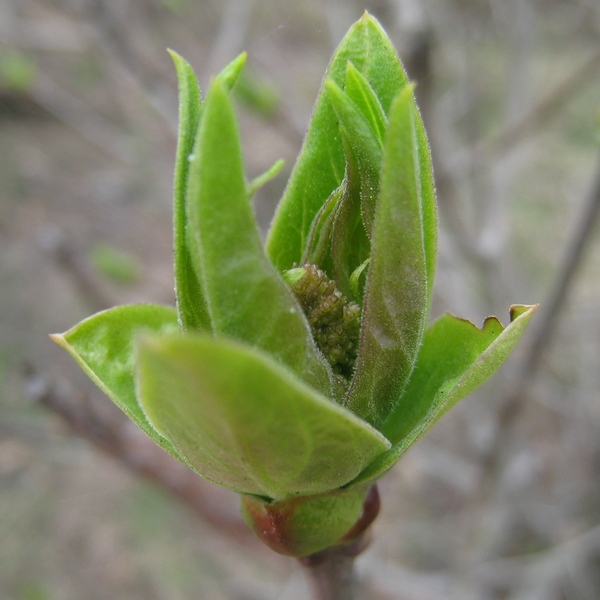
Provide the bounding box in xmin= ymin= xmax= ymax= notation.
xmin=185 ymin=78 xmax=334 ymax=397
xmin=51 ymin=305 xmax=181 ymax=458
xmin=266 ymin=13 xmax=409 ymax=271
xmin=350 ymin=305 xmax=538 ymax=486
xmin=137 ymin=334 xmax=391 ymax=501
xmin=345 ymin=87 xmax=432 ymax=428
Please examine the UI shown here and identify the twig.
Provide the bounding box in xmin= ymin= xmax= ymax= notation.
xmin=481 ymin=152 xmax=600 ymax=475
xmin=452 ymin=48 xmax=600 ymax=173
xmin=301 ymin=547 xmax=359 ymax=600
xmin=30 ymin=74 xmax=133 ymax=163
xmin=82 ymin=0 xmax=177 ymax=133
xmin=27 ymin=368 xmax=256 ymax=548
xmin=37 ymin=226 xmax=113 ymax=313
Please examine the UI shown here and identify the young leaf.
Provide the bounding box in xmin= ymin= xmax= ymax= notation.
xmin=345 ymin=87 xmax=431 ymax=428
xmin=301 ymin=184 xmax=343 ymax=268
xmin=344 ymin=61 xmax=387 ymax=145
xmin=350 ymin=305 xmax=538 ymax=486
xmin=330 ymin=147 xmax=371 ymax=300
xmin=217 ymin=52 xmax=248 ymax=91
xmin=185 ymin=78 xmax=334 ymax=397
xmin=266 ymin=12 xmax=409 ymax=271
xmin=137 ymin=334 xmax=391 ymax=501
xmin=50 ymin=305 xmax=181 ymax=459
xmin=170 ymin=51 xmax=248 ymax=332
xmin=247 ymin=158 xmax=284 ymax=197
xmin=170 ymin=50 xmax=209 ymax=332
xmin=325 ymin=78 xmax=382 ymax=235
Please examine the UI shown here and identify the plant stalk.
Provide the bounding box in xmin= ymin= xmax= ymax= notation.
xmin=300 ymin=545 xmax=360 ymax=600
xmin=298 ymin=485 xmax=380 ymax=600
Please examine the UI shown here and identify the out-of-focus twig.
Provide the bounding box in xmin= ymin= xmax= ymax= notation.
xmin=37 ymin=226 xmax=113 ymax=313
xmin=27 ymin=367 xmax=256 ymax=548
xmin=82 ymin=0 xmax=177 ymax=134
xmin=453 ymin=48 xmax=600 ymax=173
xmin=481 ymin=152 xmax=600 ymax=476
xmin=516 ymin=153 xmax=600 ymax=380
xmin=30 ymin=74 xmax=133 ymax=163
xmin=206 ymin=0 xmax=256 ymax=77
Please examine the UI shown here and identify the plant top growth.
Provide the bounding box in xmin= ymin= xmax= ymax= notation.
xmin=52 ymin=13 xmax=536 ymax=559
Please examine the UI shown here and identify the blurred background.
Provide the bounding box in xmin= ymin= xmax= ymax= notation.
xmin=1 ymin=0 xmax=600 ymax=598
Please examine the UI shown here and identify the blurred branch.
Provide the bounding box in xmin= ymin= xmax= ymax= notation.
xmin=453 ymin=47 xmax=600 ymax=173
xmin=30 ymin=73 xmax=133 ymax=163
xmin=481 ymin=151 xmax=600 ymax=477
xmin=206 ymin=0 xmax=255 ymax=76
xmin=27 ymin=367 xmax=256 ymax=548
xmin=82 ymin=0 xmax=177 ymax=133
xmin=473 ymin=522 xmax=600 ymax=599
xmin=37 ymin=225 xmax=114 ymax=312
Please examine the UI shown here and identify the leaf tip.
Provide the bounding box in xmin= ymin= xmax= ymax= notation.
xmin=166 ymin=48 xmax=185 ymax=67
xmin=49 ymin=332 xmax=67 ymax=348
xmin=509 ymin=303 xmax=539 ymax=322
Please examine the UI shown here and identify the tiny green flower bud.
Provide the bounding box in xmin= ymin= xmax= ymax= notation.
xmin=283 ymin=264 xmax=361 ymax=379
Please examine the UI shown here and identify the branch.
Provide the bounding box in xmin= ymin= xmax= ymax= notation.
xmin=481 ymin=151 xmax=600 ymax=477
xmin=27 ymin=367 xmax=257 ymax=548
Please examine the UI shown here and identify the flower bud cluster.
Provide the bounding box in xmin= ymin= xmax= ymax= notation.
xmin=284 ymin=264 xmax=361 ymax=379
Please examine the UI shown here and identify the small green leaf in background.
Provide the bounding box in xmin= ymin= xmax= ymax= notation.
xmin=137 ymin=334 xmax=390 ymax=501
xmin=91 ymin=244 xmax=140 ymax=284
xmin=234 ymin=69 xmax=280 ymax=117
xmin=19 ymin=582 xmax=52 ymax=600
xmin=0 ymin=50 xmax=37 ymax=92
xmin=160 ymin=0 xmax=188 ymax=15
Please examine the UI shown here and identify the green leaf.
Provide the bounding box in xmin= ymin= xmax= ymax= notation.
xmin=137 ymin=334 xmax=391 ymax=501
xmin=301 ymin=184 xmax=343 ymax=268
xmin=266 ymin=12 xmax=409 ymax=271
xmin=185 ymin=78 xmax=334 ymax=397
xmin=169 ymin=50 xmax=209 ymax=332
xmin=345 ymin=86 xmax=431 ymax=428
xmin=344 ymin=61 xmax=387 ymax=146
xmin=217 ymin=52 xmax=247 ymax=91
xmin=414 ymin=108 xmax=437 ymax=310
xmin=247 ymin=158 xmax=284 ymax=197
xmin=50 ymin=305 xmax=182 ymax=459
xmin=349 ymin=258 xmax=370 ymax=299
xmin=170 ymin=50 xmax=248 ymax=332
xmin=350 ymin=305 xmax=538 ymax=486
xmin=325 ymin=78 xmax=382 ymax=235
xmin=330 ymin=152 xmax=371 ymax=300
xmin=91 ymin=244 xmax=140 ymax=284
